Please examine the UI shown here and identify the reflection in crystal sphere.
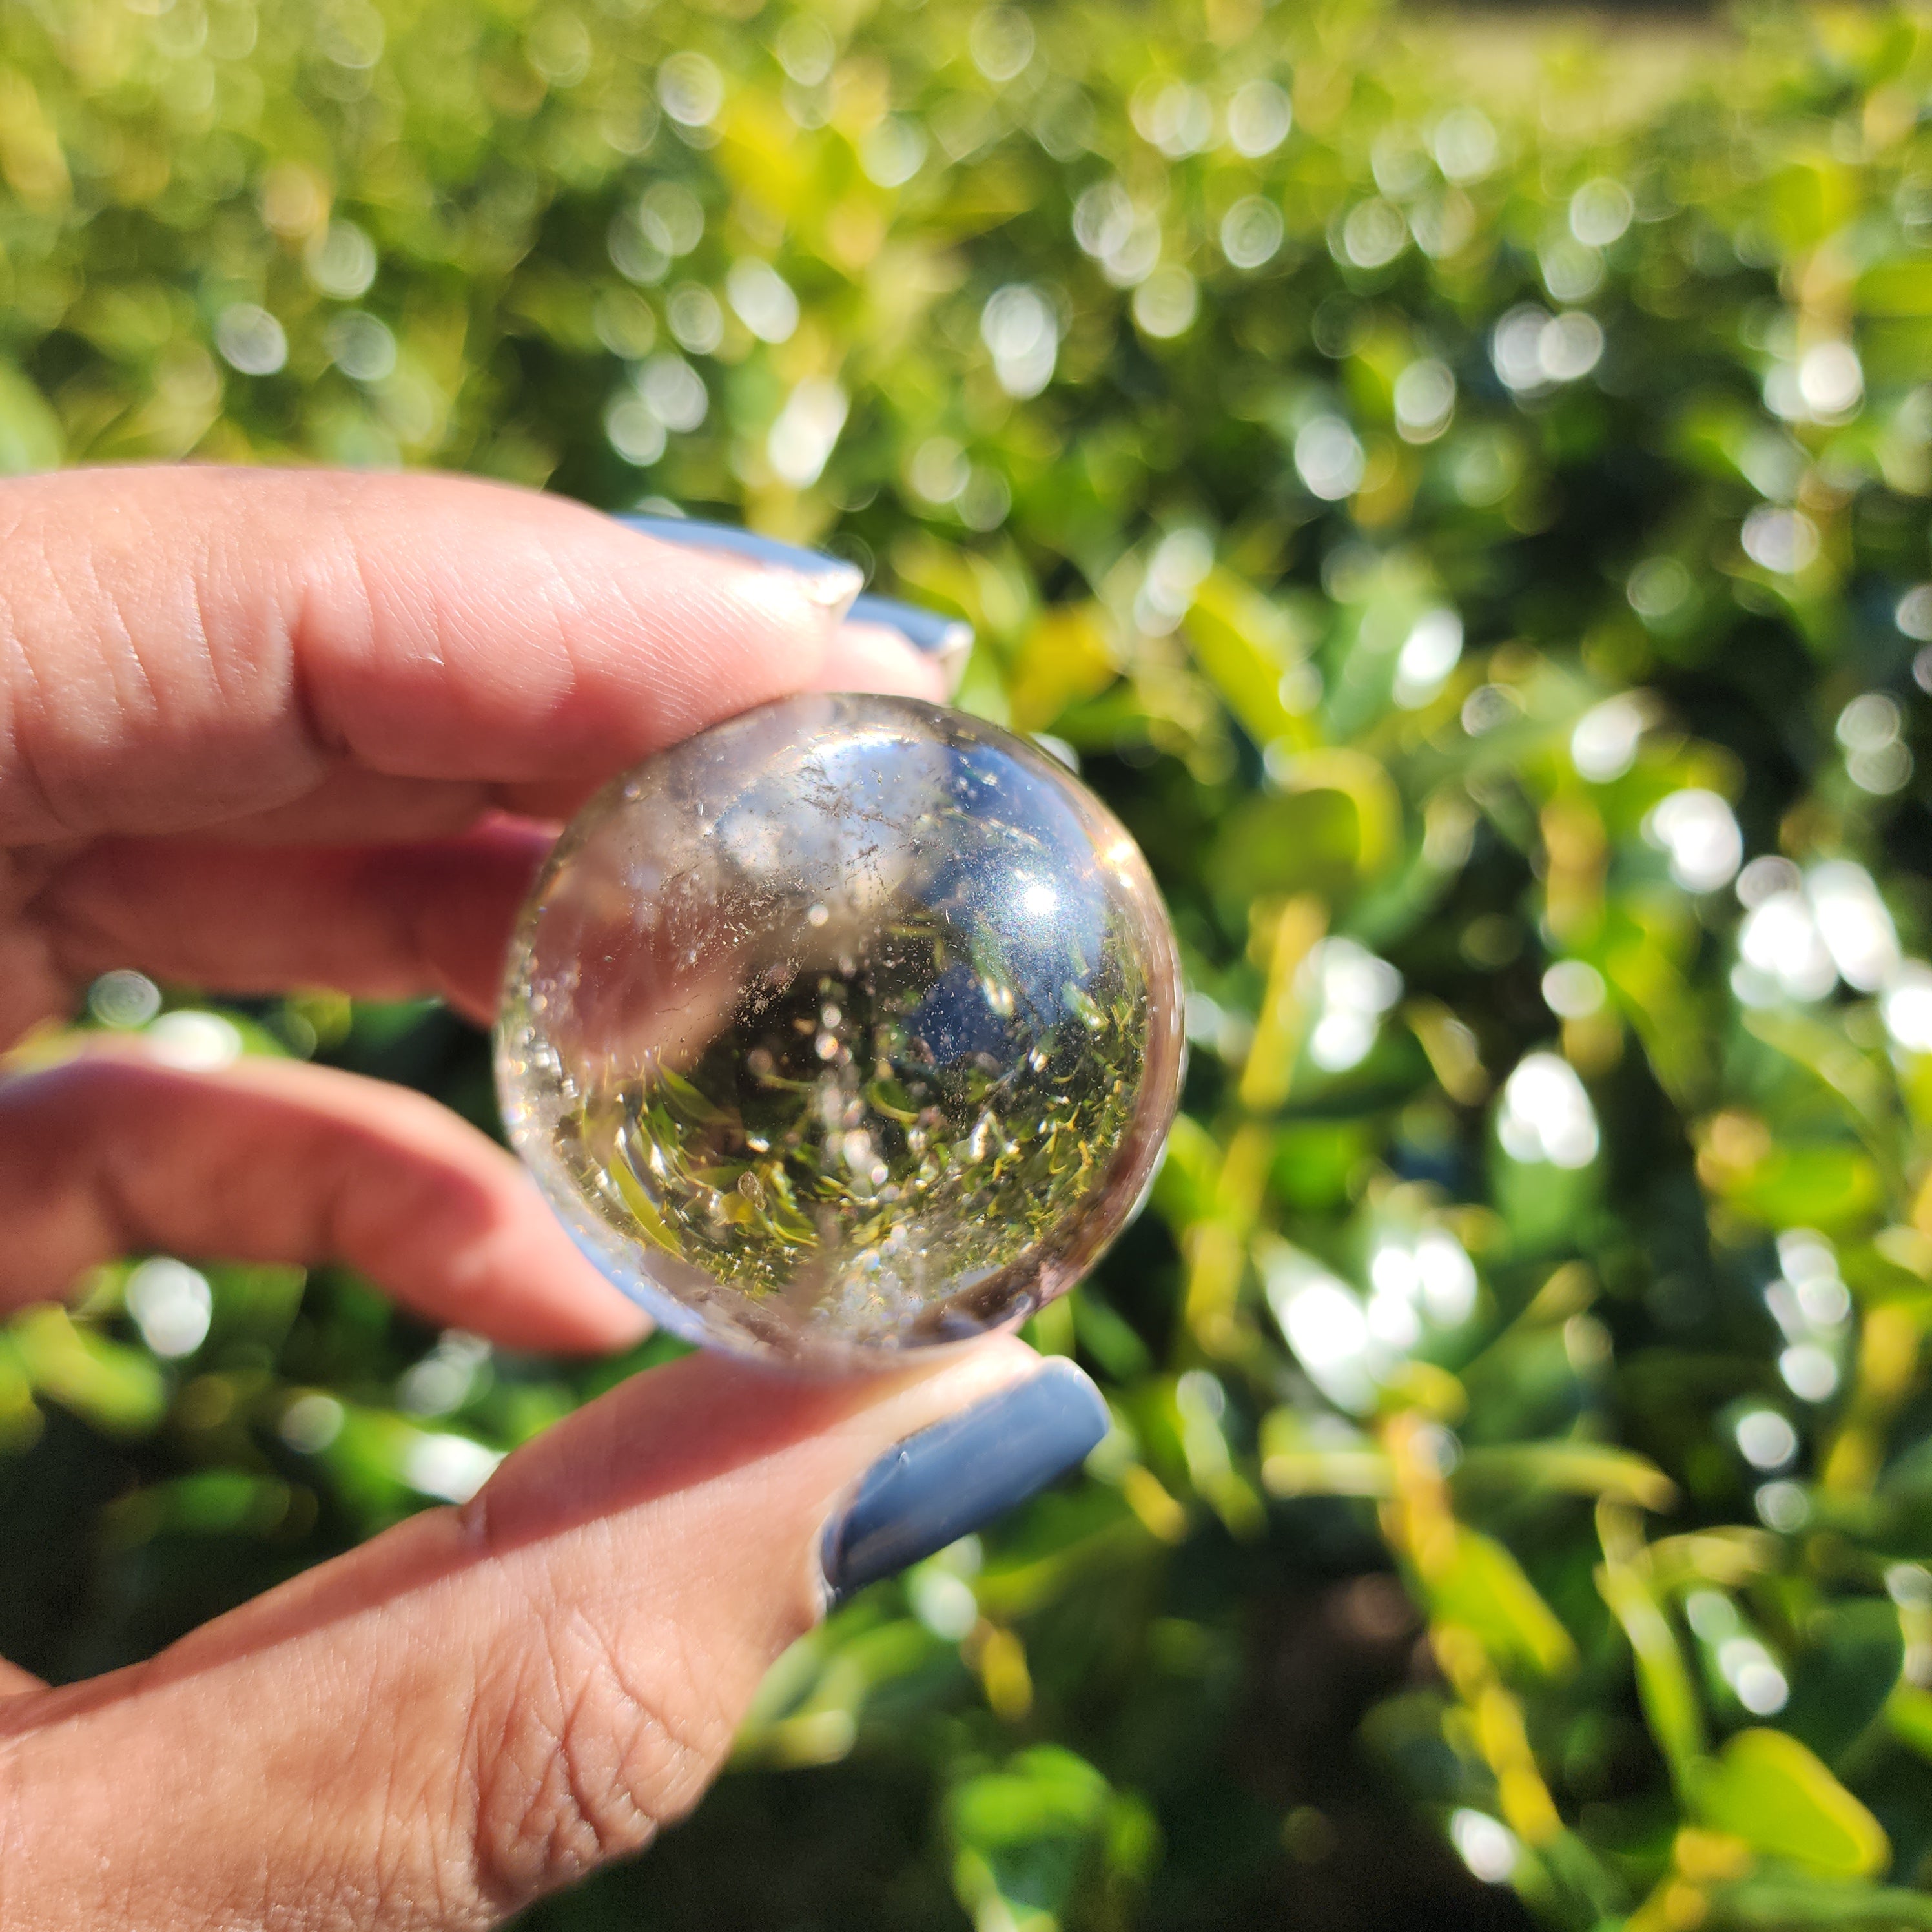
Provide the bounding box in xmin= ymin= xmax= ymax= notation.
xmin=497 ymin=693 xmax=1184 ymax=1363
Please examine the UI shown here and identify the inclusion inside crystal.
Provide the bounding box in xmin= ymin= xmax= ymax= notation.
xmin=497 ymin=694 xmax=1183 ymax=1361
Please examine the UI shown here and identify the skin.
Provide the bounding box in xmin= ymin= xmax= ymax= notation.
xmin=0 ymin=467 xmax=1040 ymax=1929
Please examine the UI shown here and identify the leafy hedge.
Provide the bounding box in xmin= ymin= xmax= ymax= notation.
xmin=12 ymin=0 xmax=1932 ymax=1925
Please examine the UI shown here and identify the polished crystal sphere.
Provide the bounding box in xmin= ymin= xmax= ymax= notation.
xmin=497 ymin=693 xmax=1184 ymax=1364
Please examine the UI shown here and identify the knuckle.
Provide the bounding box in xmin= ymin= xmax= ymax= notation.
xmin=460 ymin=1603 xmax=729 ymax=1911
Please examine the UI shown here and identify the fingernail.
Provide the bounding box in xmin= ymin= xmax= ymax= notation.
xmin=819 ymin=1359 xmax=1109 ymax=1608
xmin=844 ymin=591 xmax=975 ymax=697
xmin=614 ymin=512 xmax=975 ymax=688
xmin=613 ymin=511 xmax=861 ymax=613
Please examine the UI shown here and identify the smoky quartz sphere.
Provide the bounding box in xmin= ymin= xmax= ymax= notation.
xmin=497 ymin=692 xmax=1184 ymax=1364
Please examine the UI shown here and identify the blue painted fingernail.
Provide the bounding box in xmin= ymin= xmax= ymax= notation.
xmin=819 ymin=1359 xmax=1110 ymax=1608
xmin=845 ymin=591 xmax=975 ymax=692
xmin=613 ymin=512 xmax=974 ymax=677
xmin=614 ymin=511 xmax=840 ymax=581
xmin=614 ymin=511 xmax=861 ymax=613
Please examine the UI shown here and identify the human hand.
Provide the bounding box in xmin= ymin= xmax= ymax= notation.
xmin=0 ymin=468 xmax=1109 ymax=1929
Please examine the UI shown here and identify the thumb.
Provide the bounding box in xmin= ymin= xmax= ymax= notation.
xmin=1 ymin=1342 xmax=1108 ymax=1931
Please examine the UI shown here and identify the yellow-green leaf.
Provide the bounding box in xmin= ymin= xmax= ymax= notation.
xmin=1598 ymin=1559 xmax=1706 ymax=1780
xmin=0 ymin=360 xmax=64 ymax=475
xmin=12 ymin=1306 xmax=166 ymax=1435
xmin=1008 ymin=602 xmax=1119 ymax=731
xmin=1692 ymin=1728 xmax=1889 ymax=1879
xmin=1149 ymin=1111 xmax=1220 ymax=1226
xmin=1258 ymin=1430 xmax=1392 ymax=1496
xmin=1269 ymin=748 xmax=1402 ymax=877
xmin=607 ymin=1153 xmax=686 ymax=1258
xmin=1886 ymin=1683 xmax=1932 ymax=1763
xmin=1430 ymin=1526 xmax=1576 ymax=1677
xmin=1455 ymin=1442 xmax=1678 ymax=1512
xmin=1184 ymin=567 xmax=1311 ymax=750
xmin=1735 ymin=1147 xmax=1885 ymax=1232
xmin=1860 ymin=261 xmax=1932 ymax=316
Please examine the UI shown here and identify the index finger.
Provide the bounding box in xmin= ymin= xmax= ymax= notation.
xmin=0 ymin=466 xmax=929 ymax=847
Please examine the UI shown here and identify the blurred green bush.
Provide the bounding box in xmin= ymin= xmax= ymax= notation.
xmin=15 ymin=0 xmax=1932 ymax=1924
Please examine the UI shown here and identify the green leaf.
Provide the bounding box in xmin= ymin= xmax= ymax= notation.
xmin=0 ymin=360 xmax=63 ymax=473
xmin=1692 ymin=1729 xmax=1889 ymax=1879
xmin=1068 ymin=1284 xmax=1152 ymax=1379
xmin=1258 ymin=1430 xmax=1392 ymax=1497
xmin=1598 ymin=1559 xmax=1707 ymax=1780
xmin=947 ymin=1747 xmax=1149 ymax=1931
xmin=1885 ymin=1682 xmax=1932 ymax=1765
xmin=1183 ymin=566 xmax=1311 ymax=750
xmin=1148 ymin=1112 xmax=1220 ymax=1227
xmin=1007 ymin=604 xmax=1120 ymax=732
xmin=1703 ymin=1143 xmax=1884 ymax=1235
xmin=0 ymin=1338 xmax=42 ymax=1451
xmin=105 ymin=1470 xmax=295 ymax=1545
xmin=1454 ymin=1442 xmax=1678 ymax=1512
xmin=1858 ymin=261 xmax=1932 ymax=315
xmin=1430 ymin=1526 xmax=1576 ymax=1677
xmin=1208 ymin=789 xmax=1365 ymax=908
xmin=950 ymin=1747 xmax=1113 ymax=1848
xmin=1781 ymin=1601 xmax=1903 ymax=1769
xmin=1714 ymin=1876 xmax=1932 ymax=1927
xmin=11 ymin=1306 xmax=166 ymax=1435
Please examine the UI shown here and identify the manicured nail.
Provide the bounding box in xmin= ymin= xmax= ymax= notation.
xmin=845 ymin=591 xmax=975 ymax=696
xmin=819 ymin=1359 xmax=1110 ymax=1608
xmin=614 ymin=512 xmax=975 ymax=688
xmin=613 ymin=511 xmax=861 ymax=612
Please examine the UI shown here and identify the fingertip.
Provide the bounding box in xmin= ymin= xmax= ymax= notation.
xmin=497 ymin=1175 xmax=657 ymax=1354
xmin=611 ymin=515 xmax=862 ymax=614
xmin=429 ymin=1164 xmax=653 ymax=1356
xmin=816 ymin=1350 xmax=1107 ymax=1608
xmin=606 ymin=510 xmax=965 ymax=705
xmin=843 ymin=595 xmax=974 ymax=698
xmin=563 ymin=1295 xmax=656 ymax=1355
xmin=820 ymin=620 xmax=951 ymax=703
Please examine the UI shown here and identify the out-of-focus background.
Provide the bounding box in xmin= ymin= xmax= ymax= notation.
xmin=12 ymin=0 xmax=1932 ymax=1924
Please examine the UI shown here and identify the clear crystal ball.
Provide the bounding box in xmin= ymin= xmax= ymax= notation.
xmin=497 ymin=693 xmax=1184 ymax=1363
